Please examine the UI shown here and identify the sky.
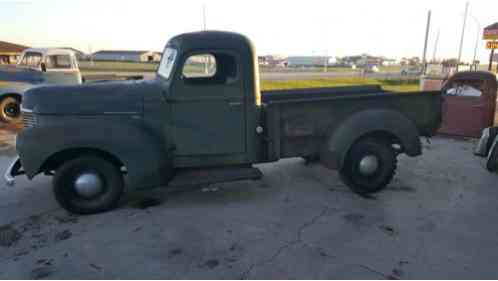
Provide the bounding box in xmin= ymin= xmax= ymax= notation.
xmin=0 ymin=0 xmax=497 ymax=62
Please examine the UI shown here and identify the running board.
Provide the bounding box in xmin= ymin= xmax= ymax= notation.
xmin=168 ymin=166 xmax=263 ymax=188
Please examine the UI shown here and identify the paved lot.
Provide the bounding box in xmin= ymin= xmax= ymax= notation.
xmin=0 ymin=133 xmax=497 ymax=279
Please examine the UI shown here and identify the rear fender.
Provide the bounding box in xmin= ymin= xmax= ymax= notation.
xmin=17 ymin=119 xmax=172 ymax=190
xmin=323 ymin=109 xmax=421 ymax=169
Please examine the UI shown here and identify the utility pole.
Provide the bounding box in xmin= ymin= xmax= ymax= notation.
xmin=490 ymin=48 xmax=495 ymax=71
xmin=422 ymin=10 xmax=431 ymax=75
xmin=457 ymin=1 xmax=469 ymax=72
xmin=432 ymin=29 xmax=440 ymax=63
xmin=469 ymin=14 xmax=481 ymax=71
xmin=88 ymin=45 xmax=94 ymax=67
xmin=203 ymin=4 xmax=208 ymax=74
xmin=202 ymin=4 xmax=207 ymax=31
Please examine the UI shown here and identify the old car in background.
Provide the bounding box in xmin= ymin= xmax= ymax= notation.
xmin=0 ymin=48 xmax=82 ymax=123
xmin=5 ymin=31 xmax=443 ymax=214
xmin=401 ymin=66 xmax=423 ymax=76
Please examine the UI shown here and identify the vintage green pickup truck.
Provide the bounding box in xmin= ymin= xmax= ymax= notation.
xmin=5 ymin=31 xmax=443 ymax=214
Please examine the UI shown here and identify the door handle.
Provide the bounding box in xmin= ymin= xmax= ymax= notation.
xmin=228 ymin=102 xmax=242 ymax=107
xmin=165 ymin=98 xmax=178 ymax=104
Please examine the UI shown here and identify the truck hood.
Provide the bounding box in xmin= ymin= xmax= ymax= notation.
xmin=22 ymin=79 xmax=159 ymax=115
xmin=0 ymin=64 xmax=43 ymax=84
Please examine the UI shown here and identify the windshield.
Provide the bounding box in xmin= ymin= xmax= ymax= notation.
xmin=18 ymin=52 xmax=43 ymax=68
xmin=157 ymin=47 xmax=177 ymax=79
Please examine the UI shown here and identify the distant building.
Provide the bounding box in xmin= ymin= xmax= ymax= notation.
xmin=258 ymin=55 xmax=288 ymax=67
xmin=0 ymin=41 xmax=29 ymax=64
xmin=381 ymin=58 xmax=397 ymax=66
xmin=287 ymin=56 xmax=335 ymax=67
xmin=338 ymin=54 xmax=397 ymax=68
xmin=59 ymin=47 xmax=86 ymax=61
xmin=91 ymin=50 xmax=161 ymax=62
xmin=258 ymin=56 xmax=270 ymax=66
xmin=400 ymin=57 xmax=421 ymax=66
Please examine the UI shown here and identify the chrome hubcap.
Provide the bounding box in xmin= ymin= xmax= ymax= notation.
xmin=74 ymin=172 xmax=103 ymax=198
xmin=358 ymin=155 xmax=379 ymax=176
xmin=4 ymin=103 xmax=19 ymax=117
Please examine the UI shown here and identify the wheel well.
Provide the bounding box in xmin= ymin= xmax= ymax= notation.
xmin=355 ymin=130 xmax=403 ymax=151
xmin=1 ymin=93 xmax=22 ymax=102
xmin=39 ymin=148 xmax=125 ymax=174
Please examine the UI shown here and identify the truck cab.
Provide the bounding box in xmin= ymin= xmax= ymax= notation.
xmin=0 ymin=48 xmax=82 ymax=122
xmin=157 ymin=32 xmax=262 ymax=166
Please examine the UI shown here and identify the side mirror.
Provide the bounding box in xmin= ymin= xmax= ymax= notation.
xmin=40 ymin=62 xmax=47 ymax=72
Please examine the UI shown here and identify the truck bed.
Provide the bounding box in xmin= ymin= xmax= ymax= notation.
xmin=261 ymin=85 xmax=442 ymax=161
xmin=262 ymin=85 xmax=385 ymax=102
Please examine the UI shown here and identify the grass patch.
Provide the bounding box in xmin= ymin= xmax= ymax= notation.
xmin=78 ymin=61 xmax=419 ymax=92
xmin=261 ymin=77 xmax=419 ymax=92
xmin=79 ymin=61 xmax=158 ymax=72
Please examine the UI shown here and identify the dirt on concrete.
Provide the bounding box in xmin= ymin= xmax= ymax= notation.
xmin=0 ymin=123 xmax=21 ymax=153
xmin=0 ymin=120 xmax=498 ymax=278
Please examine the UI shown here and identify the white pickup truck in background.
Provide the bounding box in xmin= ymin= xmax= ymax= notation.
xmin=0 ymin=48 xmax=82 ymax=123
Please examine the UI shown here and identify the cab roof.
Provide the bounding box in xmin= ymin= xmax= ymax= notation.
xmin=167 ymin=31 xmax=254 ymax=54
xmin=22 ymin=48 xmax=76 ymax=57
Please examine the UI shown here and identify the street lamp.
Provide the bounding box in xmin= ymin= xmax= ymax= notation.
xmin=457 ymin=2 xmax=469 ymax=72
xmin=469 ymin=14 xmax=481 ymax=71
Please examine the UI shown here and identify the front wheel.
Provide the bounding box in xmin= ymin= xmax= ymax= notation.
xmin=53 ymin=156 xmax=124 ymax=214
xmin=340 ymin=138 xmax=397 ymax=195
xmin=0 ymin=96 xmax=21 ymax=123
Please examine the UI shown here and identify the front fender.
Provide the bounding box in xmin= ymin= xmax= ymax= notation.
xmin=325 ymin=109 xmax=421 ymax=169
xmin=17 ymin=118 xmax=172 ymax=190
xmin=0 ymin=82 xmax=34 ymax=98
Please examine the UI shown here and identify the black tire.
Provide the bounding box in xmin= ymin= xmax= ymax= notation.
xmin=486 ymin=141 xmax=498 ymax=172
xmin=339 ymin=138 xmax=397 ymax=195
xmin=0 ymin=96 xmax=21 ymax=123
xmin=53 ymin=156 xmax=124 ymax=214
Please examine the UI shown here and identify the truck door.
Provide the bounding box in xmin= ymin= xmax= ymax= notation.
xmin=43 ymin=54 xmax=82 ymax=84
xmin=170 ymin=52 xmax=245 ymax=156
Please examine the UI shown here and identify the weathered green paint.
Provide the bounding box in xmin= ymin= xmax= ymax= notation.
xmin=15 ymin=31 xmax=442 ymax=191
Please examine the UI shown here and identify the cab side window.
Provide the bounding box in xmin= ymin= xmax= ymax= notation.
xmin=181 ymin=53 xmax=237 ymax=85
xmin=19 ymin=52 xmax=42 ymax=67
xmin=46 ymin=55 xmax=72 ymax=69
xmin=182 ymin=54 xmax=216 ymax=78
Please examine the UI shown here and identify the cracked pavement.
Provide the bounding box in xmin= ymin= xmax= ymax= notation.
xmin=0 ymin=135 xmax=498 ymax=279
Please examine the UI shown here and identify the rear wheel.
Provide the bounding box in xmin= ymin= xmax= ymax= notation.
xmin=339 ymin=138 xmax=397 ymax=194
xmin=53 ymin=156 xmax=124 ymax=214
xmin=0 ymin=96 xmax=21 ymax=123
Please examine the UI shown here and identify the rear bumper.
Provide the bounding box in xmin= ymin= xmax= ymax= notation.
xmin=4 ymin=156 xmax=24 ymax=186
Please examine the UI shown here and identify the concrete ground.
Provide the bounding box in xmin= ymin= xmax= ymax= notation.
xmin=0 ymin=132 xmax=497 ymax=279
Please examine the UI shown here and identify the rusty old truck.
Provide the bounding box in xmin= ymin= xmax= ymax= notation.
xmin=5 ymin=31 xmax=443 ymax=214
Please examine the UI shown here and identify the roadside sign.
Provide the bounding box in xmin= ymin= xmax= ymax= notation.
xmin=484 ymin=23 xmax=498 ymax=40
xmin=486 ymin=41 xmax=498 ymax=50
xmin=484 ymin=30 xmax=498 ymax=40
